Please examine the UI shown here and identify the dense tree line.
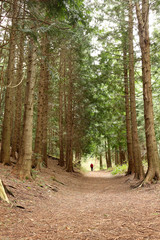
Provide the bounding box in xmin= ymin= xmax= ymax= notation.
xmin=0 ymin=0 xmax=160 ymax=185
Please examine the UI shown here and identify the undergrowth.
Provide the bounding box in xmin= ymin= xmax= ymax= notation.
xmin=111 ymin=164 xmax=128 ymax=175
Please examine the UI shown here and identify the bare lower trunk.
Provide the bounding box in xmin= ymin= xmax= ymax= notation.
xmin=11 ymin=9 xmax=25 ymax=159
xmin=136 ymin=1 xmax=160 ymax=183
xmin=66 ymin=51 xmax=73 ymax=172
xmin=105 ymin=151 xmax=108 ymax=168
xmin=34 ymin=35 xmax=49 ymax=169
xmin=33 ymin=41 xmax=45 ymax=169
xmin=115 ymin=149 xmax=119 ymax=166
xmin=100 ymin=154 xmax=103 ymax=170
xmin=123 ymin=39 xmax=134 ymax=174
xmin=106 ymin=138 xmax=112 ymax=168
xmin=119 ymin=147 xmax=126 ymax=165
xmin=19 ymin=39 xmax=36 ymax=180
xmin=58 ymin=48 xmax=65 ymax=167
xmin=42 ymin=52 xmax=49 ymax=167
xmin=1 ymin=0 xmax=18 ymax=165
xmin=129 ymin=0 xmax=144 ymax=179
xmin=33 ymin=72 xmax=44 ymax=169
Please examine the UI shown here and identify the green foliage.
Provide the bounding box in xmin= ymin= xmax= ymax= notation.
xmin=27 ymin=0 xmax=85 ymax=24
xmin=111 ymin=164 xmax=127 ymax=175
xmin=2 ymin=0 xmax=160 ymax=169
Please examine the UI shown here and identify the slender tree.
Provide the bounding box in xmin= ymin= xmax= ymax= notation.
xmin=18 ymin=39 xmax=36 ymax=180
xmin=107 ymin=138 xmax=112 ymax=168
xmin=136 ymin=0 xmax=160 ymax=183
xmin=34 ymin=37 xmax=46 ymax=170
xmin=115 ymin=148 xmax=119 ymax=166
xmin=66 ymin=49 xmax=74 ymax=172
xmin=1 ymin=0 xmax=18 ymax=165
xmin=11 ymin=2 xmax=25 ymax=159
xmin=100 ymin=154 xmax=103 ymax=170
xmin=42 ymin=36 xmax=50 ymax=167
xmin=128 ymin=0 xmax=144 ymax=179
xmin=123 ymin=39 xmax=134 ymax=174
xmin=58 ymin=47 xmax=65 ymax=167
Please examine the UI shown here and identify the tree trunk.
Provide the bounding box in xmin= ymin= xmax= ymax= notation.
xmin=42 ymin=41 xmax=49 ymax=167
xmin=136 ymin=1 xmax=160 ymax=183
xmin=58 ymin=48 xmax=65 ymax=167
xmin=0 ymin=2 xmax=3 ymax=24
xmin=105 ymin=141 xmax=108 ymax=168
xmin=18 ymin=39 xmax=36 ymax=180
xmin=129 ymin=0 xmax=144 ymax=179
xmin=106 ymin=138 xmax=112 ymax=168
xmin=105 ymin=151 xmax=108 ymax=168
xmin=66 ymin=51 xmax=74 ymax=172
xmin=100 ymin=154 xmax=103 ymax=170
xmin=123 ymin=37 xmax=134 ymax=174
xmin=115 ymin=149 xmax=119 ymax=166
xmin=33 ymin=51 xmax=45 ymax=169
xmin=119 ymin=147 xmax=126 ymax=165
xmin=119 ymin=146 xmax=122 ymax=166
xmin=1 ymin=0 xmax=18 ymax=165
xmin=64 ymin=73 xmax=67 ymax=167
xmin=34 ymin=35 xmax=49 ymax=169
xmin=11 ymin=4 xmax=25 ymax=159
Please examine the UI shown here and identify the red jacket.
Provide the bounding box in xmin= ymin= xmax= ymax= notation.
xmin=90 ymin=163 xmax=93 ymax=168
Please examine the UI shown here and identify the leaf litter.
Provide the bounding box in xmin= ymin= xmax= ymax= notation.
xmin=0 ymin=159 xmax=160 ymax=239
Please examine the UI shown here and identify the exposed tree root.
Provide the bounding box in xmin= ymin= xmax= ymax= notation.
xmin=125 ymin=174 xmax=135 ymax=183
xmin=130 ymin=179 xmax=160 ymax=189
xmin=130 ymin=180 xmax=144 ymax=189
xmin=51 ymin=176 xmax=65 ymax=185
xmin=2 ymin=182 xmax=14 ymax=197
xmin=19 ymin=172 xmax=33 ymax=181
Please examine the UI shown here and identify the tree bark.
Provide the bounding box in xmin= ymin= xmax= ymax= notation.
xmin=58 ymin=48 xmax=65 ymax=167
xmin=1 ymin=0 xmax=18 ymax=165
xmin=18 ymin=39 xmax=36 ymax=180
xmin=105 ymin=151 xmax=108 ymax=168
xmin=119 ymin=146 xmax=126 ymax=165
xmin=115 ymin=148 xmax=119 ymax=166
xmin=66 ymin=50 xmax=74 ymax=172
xmin=136 ymin=0 xmax=160 ymax=183
xmin=33 ymin=43 xmax=45 ymax=170
xmin=34 ymin=34 xmax=49 ymax=169
xmin=106 ymin=138 xmax=112 ymax=168
xmin=11 ymin=3 xmax=25 ymax=159
xmin=123 ymin=38 xmax=134 ymax=174
xmin=129 ymin=0 xmax=144 ymax=179
xmin=42 ymin=41 xmax=49 ymax=167
xmin=100 ymin=154 xmax=103 ymax=170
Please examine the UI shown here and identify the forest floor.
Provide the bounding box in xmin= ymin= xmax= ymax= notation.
xmin=1 ymin=158 xmax=160 ymax=240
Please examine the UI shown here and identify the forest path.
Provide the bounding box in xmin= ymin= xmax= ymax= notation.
xmin=1 ymin=159 xmax=160 ymax=240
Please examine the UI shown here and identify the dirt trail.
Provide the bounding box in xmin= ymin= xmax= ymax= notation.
xmin=1 ymin=159 xmax=160 ymax=240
